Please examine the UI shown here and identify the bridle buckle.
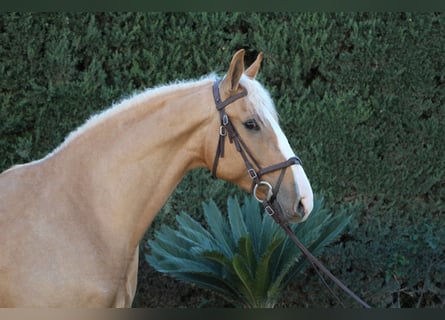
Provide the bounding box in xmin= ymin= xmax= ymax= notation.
xmin=219 ymin=126 xmax=227 ymax=136
xmin=248 ymin=168 xmax=258 ymax=180
xmin=265 ymin=205 xmax=275 ymax=216
xmin=222 ymin=114 xmax=229 ymax=126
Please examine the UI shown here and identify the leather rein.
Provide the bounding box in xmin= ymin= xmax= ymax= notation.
xmin=211 ymin=79 xmax=371 ymax=308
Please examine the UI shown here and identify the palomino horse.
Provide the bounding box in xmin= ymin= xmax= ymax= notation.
xmin=0 ymin=50 xmax=313 ymax=307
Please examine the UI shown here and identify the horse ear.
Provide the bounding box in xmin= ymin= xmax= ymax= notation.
xmin=221 ymin=49 xmax=245 ymax=95
xmin=245 ymin=52 xmax=263 ymax=79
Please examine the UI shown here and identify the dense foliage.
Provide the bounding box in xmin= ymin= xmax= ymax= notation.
xmin=0 ymin=13 xmax=443 ymax=307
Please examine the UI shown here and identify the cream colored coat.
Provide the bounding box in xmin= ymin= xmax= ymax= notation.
xmin=0 ymin=50 xmax=313 ymax=307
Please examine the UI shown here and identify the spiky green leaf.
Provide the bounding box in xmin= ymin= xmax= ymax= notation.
xmin=227 ymin=196 xmax=248 ymax=244
xmin=202 ymin=199 xmax=235 ymax=258
xmin=146 ymin=194 xmax=352 ymax=308
xmin=254 ymin=237 xmax=284 ymax=301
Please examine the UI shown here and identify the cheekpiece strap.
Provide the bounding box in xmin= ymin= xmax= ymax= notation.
xmin=213 ymin=79 xmax=248 ymax=111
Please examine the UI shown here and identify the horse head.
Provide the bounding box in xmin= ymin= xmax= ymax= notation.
xmin=205 ymin=49 xmax=313 ymax=223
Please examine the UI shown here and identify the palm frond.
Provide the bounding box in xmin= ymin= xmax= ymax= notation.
xmin=232 ymin=250 xmax=256 ymax=306
xmin=253 ymin=237 xmax=284 ymax=302
xmin=202 ymin=199 xmax=235 ymax=258
xmin=227 ymin=197 xmax=248 ymax=244
xmin=146 ymin=194 xmax=352 ymax=307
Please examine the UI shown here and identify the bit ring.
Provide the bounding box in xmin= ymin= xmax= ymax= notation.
xmin=253 ymin=181 xmax=273 ymax=203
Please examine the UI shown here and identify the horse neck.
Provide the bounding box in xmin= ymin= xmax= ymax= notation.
xmin=51 ymin=80 xmax=215 ymax=248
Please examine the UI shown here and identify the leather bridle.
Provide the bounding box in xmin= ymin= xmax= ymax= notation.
xmin=210 ymin=79 xmax=371 ymax=308
xmin=211 ymin=79 xmax=301 ymax=223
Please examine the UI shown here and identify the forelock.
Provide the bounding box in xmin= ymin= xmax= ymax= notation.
xmin=239 ymin=75 xmax=279 ymax=124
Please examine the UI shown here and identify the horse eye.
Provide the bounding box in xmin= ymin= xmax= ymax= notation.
xmin=244 ymin=119 xmax=260 ymax=131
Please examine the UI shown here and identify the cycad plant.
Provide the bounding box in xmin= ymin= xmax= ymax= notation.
xmin=146 ymin=195 xmax=351 ymax=307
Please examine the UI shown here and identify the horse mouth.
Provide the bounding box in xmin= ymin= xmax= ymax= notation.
xmin=271 ymin=200 xmax=307 ymax=224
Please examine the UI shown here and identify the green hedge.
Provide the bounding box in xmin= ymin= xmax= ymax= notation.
xmin=1 ymin=12 xmax=443 ymax=307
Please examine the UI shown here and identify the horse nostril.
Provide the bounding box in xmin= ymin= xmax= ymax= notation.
xmin=294 ymin=200 xmax=306 ymax=219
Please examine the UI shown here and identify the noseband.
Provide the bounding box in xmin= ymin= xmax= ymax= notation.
xmin=211 ymin=79 xmax=301 ymax=222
